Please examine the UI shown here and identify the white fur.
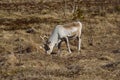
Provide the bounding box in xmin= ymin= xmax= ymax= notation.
xmin=45 ymin=21 xmax=82 ymax=54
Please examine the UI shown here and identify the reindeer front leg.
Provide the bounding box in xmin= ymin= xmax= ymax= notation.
xmin=65 ymin=37 xmax=72 ymax=53
xmin=57 ymin=41 xmax=62 ymax=54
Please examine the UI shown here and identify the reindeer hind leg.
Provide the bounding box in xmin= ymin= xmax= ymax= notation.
xmin=65 ymin=37 xmax=72 ymax=53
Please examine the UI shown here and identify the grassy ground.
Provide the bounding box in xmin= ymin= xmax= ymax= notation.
xmin=0 ymin=0 xmax=120 ymax=80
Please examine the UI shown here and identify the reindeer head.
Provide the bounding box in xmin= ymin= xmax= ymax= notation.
xmin=40 ymin=36 xmax=53 ymax=54
xmin=44 ymin=41 xmax=54 ymax=54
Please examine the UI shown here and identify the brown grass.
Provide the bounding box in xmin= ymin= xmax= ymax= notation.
xmin=0 ymin=0 xmax=120 ymax=80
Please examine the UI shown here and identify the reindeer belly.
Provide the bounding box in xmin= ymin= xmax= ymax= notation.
xmin=58 ymin=27 xmax=78 ymax=38
xmin=68 ymin=27 xmax=78 ymax=36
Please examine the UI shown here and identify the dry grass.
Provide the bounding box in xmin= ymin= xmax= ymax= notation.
xmin=0 ymin=0 xmax=120 ymax=80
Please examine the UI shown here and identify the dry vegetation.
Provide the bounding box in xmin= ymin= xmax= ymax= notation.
xmin=0 ymin=0 xmax=120 ymax=80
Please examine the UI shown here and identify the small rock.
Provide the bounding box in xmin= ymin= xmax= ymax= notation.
xmin=112 ymin=49 xmax=120 ymax=54
xmin=26 ymin=28 xmax=36 ymax=33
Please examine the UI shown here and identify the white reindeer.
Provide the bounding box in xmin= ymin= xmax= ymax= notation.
xmin=43 ymin=21 xmax=82 ymax=54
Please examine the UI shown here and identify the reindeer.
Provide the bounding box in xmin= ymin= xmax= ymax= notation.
xmin=41 ymin=21 xmax=82 ymax=54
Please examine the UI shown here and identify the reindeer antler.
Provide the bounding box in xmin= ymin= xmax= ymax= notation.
xmin=40 ymin=35 xmax=48 ymax=44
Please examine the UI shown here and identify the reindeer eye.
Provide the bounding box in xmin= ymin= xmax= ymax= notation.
xmin=44 ymin=44 xmax=50 ymax=50
xmin=47 ymin=41 xmax=51 ymax=44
